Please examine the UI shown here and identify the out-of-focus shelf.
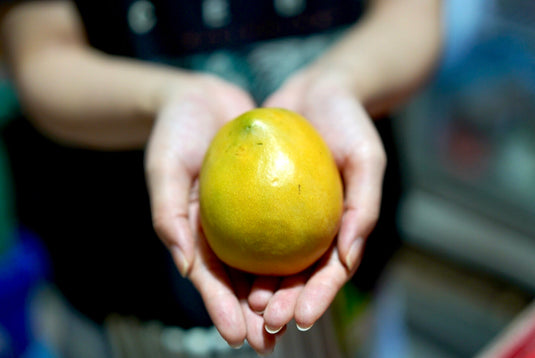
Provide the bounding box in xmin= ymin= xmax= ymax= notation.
xmin=357 ymin=246 xmax=532 ymax=358
xmin=393 ymin=0 xmax=535 ymax=294
xmin=398 ymin=189 xmax=535 ymax=293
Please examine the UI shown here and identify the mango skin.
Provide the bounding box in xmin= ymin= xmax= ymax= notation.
xmin=199 ymin=108 xmax=343 ymax=276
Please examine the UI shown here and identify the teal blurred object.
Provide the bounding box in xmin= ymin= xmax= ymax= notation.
xmin=0 ymin=140 xmax=14 ymax=254
xmin=0 ymin=79 xmax=20 ymax=254
xmin=0 ymin=80 xmax=19 ymax=124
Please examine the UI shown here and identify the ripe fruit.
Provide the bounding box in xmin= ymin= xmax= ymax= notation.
xmin=199 ymin=108 xmax=343 ymax=276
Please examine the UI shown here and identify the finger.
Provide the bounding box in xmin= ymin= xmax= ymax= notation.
xmin=294 ymin=248 xmax=351 ymax=330
xmin=338 ymin=133 xmax=386 ymax=272
xmin=228 ymin=270 xmax=280 ymax=355
xmin=198 ymin=74 xmax=256 ymax=120
xmin=248 ymin=276 xmax=280 ymax=315
xmin=218 ymin=87 xmax=257 ymax=120
xmin=184 ymin=200 xmax=246 ymax=347
xmin=188 ymin=235 xmax=247 ymax=348
xmin=263 ymin=270 xmax=309 ymax=335
xmin=144 ymin=100 xmax=211 ymax=277
xmin=262 ymin=76 xmax=305 ymax=111
xmin=263 ymin=91 xmax=297 ymax=111
xmin=145 ymin=149 xmax=194 ymax=276
xmin=244 ymin=306 xmax=285 ymax=356
xmin=328 ymin=99 xmax=386 ymax=272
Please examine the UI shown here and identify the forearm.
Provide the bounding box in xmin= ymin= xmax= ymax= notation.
xmin=12 ymin=46 xmax=191 ymax=149
xmin=314 ymin=0 xmax=443 ymax=115
xmin=1 ymin=1 xmax=193 ymax=150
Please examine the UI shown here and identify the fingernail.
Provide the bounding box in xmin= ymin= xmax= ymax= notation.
xmin=259 ymin=348 xmax=275 ymax=357
xmin=254 ymin=310 xmax=265 ymax=315
xmin=345 ymin=237 xmax=364 ymax=271
xmin=296 ymin=323 xmax=313 ymax=332
xmin=171 ymin=245 xmax=190 ymax=277
xmin=265 ymin=325 xmax=283 ymax=335
xmin=230 ymin=341 xmax=244 ymax=349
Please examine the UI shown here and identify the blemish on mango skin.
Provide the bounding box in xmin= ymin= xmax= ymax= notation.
xmin=235 ymin=145 xmax=246 ymax=156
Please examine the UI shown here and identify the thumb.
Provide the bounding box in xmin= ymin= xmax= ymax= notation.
xmin=144 ymin=107 xmax=198 ymax=277
xmin=262 ymin=77 xmax=307 ymax=111
xmin=337 ymin=139 xmax=386 ymax=273
xmin=145 ymin=156 xmax=195 ymax=277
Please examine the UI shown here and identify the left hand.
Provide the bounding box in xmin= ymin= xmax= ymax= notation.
xmin=248 ymin=67 xmax=387 ymax=334
xmin=145 ymin=74 xmax=265 ymax=350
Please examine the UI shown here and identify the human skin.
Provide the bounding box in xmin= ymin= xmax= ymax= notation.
xmin=1 ymin=0 xmax=442 ymax=354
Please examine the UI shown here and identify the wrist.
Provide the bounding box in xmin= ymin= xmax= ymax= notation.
xmin=152 ymin=72 xmax=244 ymax=127
xmin=309 ymin=49 xmax=382 ymax=106
xmin=145 ymin=71 xmax=198 ymax=116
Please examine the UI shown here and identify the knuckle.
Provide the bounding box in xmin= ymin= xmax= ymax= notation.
xmin=361 ymin=209 xmax=380 ymax=233
xmin=359 ymin=142 xmax=387 ymax=174
xmin=377 ymin=145 xmax=387 ymax=165
xmin=369 ymin=143 xmax=387 ymax=169
xmin=356 ymin=140 xmax=386 ymax=162
xmin=151 ymin=212 xmax=173 ymax=243
xmin=144 ymin=155 xmax=162 ymax=177
xmin=368 ymin=209 xmax=381 ymax=225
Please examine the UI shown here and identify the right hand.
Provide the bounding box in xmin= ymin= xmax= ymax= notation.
xmin=249 ymin=66 xmax=387 ymax=336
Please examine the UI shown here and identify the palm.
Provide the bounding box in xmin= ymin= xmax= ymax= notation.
xmin=144 ymin=71 xmax=386 ymax=354
xmin=145 ymin=76 xmax=261 ymax=348
xmin=251 ymin=71 xmax=386 ymax=333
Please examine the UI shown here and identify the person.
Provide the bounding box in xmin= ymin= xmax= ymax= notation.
xmin=0 ymin=0 xmax=442 ymax=355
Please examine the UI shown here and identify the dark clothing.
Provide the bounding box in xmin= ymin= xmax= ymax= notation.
xmin=3 ymin=119 xmax=211 ymax=327
xmin=74 ymin=0 xmax=363 ymax=58
xmin=2 ymin=0 xmax=400 ymax=327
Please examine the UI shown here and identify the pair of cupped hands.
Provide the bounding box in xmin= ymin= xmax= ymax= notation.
xmin=145 ymin=65 xmax=386 ymax=355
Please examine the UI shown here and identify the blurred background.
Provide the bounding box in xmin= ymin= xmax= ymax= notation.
xmin=1 ymin=0 xmax=535 ymax=357
xmin=343 ymin=0 xmax=535 ymax=356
